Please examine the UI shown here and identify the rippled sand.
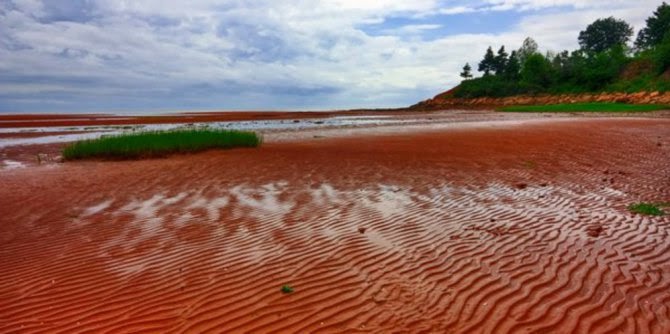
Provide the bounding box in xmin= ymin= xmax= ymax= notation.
xmin=1 ymin=115 xmax=669 ymax=333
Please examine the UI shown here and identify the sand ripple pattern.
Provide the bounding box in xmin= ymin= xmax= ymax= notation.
xmin=1 ymin=118 xmax=669 ymax=333
xmin=2 ymin=181 xmax=670 ymax=333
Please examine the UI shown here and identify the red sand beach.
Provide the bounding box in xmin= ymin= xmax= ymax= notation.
xmin=0 ymin=110 xmax=404 ymax=129
xmin=1 ymin=112 xmax=669 ymax=333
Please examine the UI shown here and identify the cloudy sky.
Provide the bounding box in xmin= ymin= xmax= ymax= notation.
xmin=0 ymin=0 xmax=662 ymax=113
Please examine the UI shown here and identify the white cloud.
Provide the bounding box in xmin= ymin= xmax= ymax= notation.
xmin=484 ymin=0 xmax=634 ymax=10
xmin=380 ymin=24 xmax=442 ymax=36
xmin=440 ymin=6 xmax=477 ymax=15
xmin=0 ymin=0 xmax=664 ymax=112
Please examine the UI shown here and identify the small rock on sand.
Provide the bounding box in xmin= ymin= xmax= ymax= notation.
xmin=586 ymin=225 xmax=605 ymax=238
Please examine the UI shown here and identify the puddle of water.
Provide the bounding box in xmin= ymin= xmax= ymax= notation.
xmin=82 ymin=200 xmax=114 ymax=217
xmin=0 ymin=118 xmax=135 ymax=124
xmin=332 ymin=115 xmax=392 ymax=120
xmin=0 ymin=116 xmax=420 ymax=148
xmin=2 ymin=160 xmax=26 ymax=170
xmin=230 ymin=183 xmax=294 ymax=220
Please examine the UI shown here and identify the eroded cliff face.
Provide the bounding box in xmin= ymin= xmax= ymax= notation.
xmin=411 ymin=91 xmax=670 ymax=110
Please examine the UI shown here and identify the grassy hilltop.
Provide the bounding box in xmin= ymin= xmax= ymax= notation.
xmin=418 ymin=3 xmax=670 ymax=108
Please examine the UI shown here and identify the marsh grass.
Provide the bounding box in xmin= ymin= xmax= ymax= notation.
xmin=499 ymin=103 xmax=669 ymax=113
xmin=63 ymin=129 xmax=261 ymax=160
xmin=280 ymin=285 xmax=294 ymax=294
xmin=628 ymin=202 xmax=666 ymax=216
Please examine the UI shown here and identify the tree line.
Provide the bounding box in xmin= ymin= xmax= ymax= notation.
xmin=455 ymin=2 xmax=670 ymax=98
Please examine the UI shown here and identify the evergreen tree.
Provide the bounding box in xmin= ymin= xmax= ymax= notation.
xmin=452 ymin=5 xmax=669 ymax=99
xmin=478 ymin=47 xmax=496 ymax=76
xmin=504 ymin=51 xmax=521 ymax=80
xmin=635 ymin=2 xmax=670 ymax=49
xmin=493 ymin=46 xmax=508 ymax=75
xmin=460 ymin=63 xmax=473 ymax=79
xmin=551 ymin=50 xmax=571 ymax=81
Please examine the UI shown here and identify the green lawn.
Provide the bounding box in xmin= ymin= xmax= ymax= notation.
xmin=63 ymin=129 xmax=261 ymax=160
xmin=499 ymin=102 xmax=669 ymax=113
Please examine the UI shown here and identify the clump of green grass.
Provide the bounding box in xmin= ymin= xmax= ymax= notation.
xmin=63 ymin=129 xmax=261 ymax=160
xmin=499 ymin=102 xmax=669 ymax=113
xmin=628 ymin=202 xmax=666 ymax=216
xmin=280 ymin=285 xmax=294 ymax=294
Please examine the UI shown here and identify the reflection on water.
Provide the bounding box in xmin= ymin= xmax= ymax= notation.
xmin=0 ymin=115 xmax=412 ymax=148
xmin=1 ymin=160 xmax=26 ymax=169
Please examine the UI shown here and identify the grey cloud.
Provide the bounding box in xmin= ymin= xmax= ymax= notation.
xmin=0 ymin=0 xmax=661 ymax=113
xmin=38 ymin=0 xmax=97 ymax=23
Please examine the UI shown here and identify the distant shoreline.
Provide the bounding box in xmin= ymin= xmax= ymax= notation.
xmin=0 ymin=109 xmax=408 ymax=129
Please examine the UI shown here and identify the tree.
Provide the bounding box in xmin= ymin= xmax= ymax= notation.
xmin=478 ymin=47 xmax=496 ymax=76
xmin=579 ymin=44 xmax=628 ymax=90
xmin=493 ymin=46 xmax=508 ymax=75
xmin=578 ymin=17 xmax=633 ymax=53
xmin=551 ymin=50 xmax=569 ymax=70
xmin=504 ymin=51 xmax=521 ymax=80
xmin=517 ymin=37 xmax=538 ymax=66
xmin=551 ymin=50 xmax=572 ymax=81
xmin=652 ymin=34 xmax=670 ymax=73
xmin=565 ymin=50 xmax=589 ymax=88
xmin=635 ymin=2 xmax=670 ymax=50
xmin=460 ymin=63 xmax=473 ymax=79
xmin=521 ymin=53 xmax=554 ymax=89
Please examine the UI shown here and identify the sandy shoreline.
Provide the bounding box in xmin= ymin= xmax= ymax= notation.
xmin=1 ymin=112 xmax=669 ymax=333
xmin=0 ymin=110 xmax=406 ymax=128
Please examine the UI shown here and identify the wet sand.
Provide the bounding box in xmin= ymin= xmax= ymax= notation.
xmin=0 ymin=110 xmax=403 ymax=128
xmin=0 ymin=131 xmax=96 ymax=139
xmin=1 ymin=113 xmax=669 ymax=333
